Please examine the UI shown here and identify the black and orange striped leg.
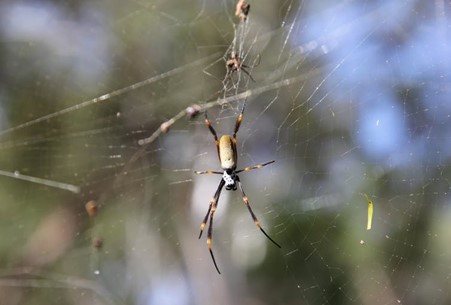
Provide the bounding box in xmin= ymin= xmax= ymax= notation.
xmin=236 ymin=160 xmax=275 ymax=174
xmin=204 ymin=111 xmax=220 ymax=159
xmin=207 ymin=204 xmax=220 ymax=274
xmin=199 ymin=179 xmax=225 ymax=239
xmin=194 ymin=170 xmax=223 ymax=175
xmin=233 ymin=103 xmax=246 ymax=139
xmin=231 ymin=103 xmax=245 ymax=160
xmin=237 ymin=180 xmax=281 ymax=249
xmin=194 ymin=169 xmax=222 ymax=236
xmin=206 ymin=180 xmax=225 ymax=274
xmin=194 ymin=170 xmax=222 ymax=229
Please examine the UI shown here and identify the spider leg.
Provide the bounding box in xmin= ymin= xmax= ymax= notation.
xmin=233 ymin=102 xmax=245 ymax=137
xmin=223 ymin=70 xmax=237 ymax=89
xmin=244 ymin=54 xmax=261 ymax=69
xmin=223 ymin=68 xmax=232 ymax=84
xmin=229 ymin=103 xmax=246 ymax=162
xmin=194 ymin=170 xmax=223 ymax=175
xmin=205 ymin=179 xmax=225 ymax=274
xmin=236 ymin=160 xmax=275 ymax=174
xmin=204 ymin=111 xmax=220 ymax=160
xmin=237 ymin=179 xmax=281 ymax=248
xmin=223 ymin=59 xmax=237 ymax=86
xmin=240 ymin=67 xmax=255 ymax=82
xmin=199 ymin=179 xmax=225 ymax=239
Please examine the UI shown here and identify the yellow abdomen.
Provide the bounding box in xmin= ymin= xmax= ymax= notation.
xmin=219 ymin=135 xmax=237 ymax=170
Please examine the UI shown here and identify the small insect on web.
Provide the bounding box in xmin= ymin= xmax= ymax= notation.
xmin=224 ymin=52 xmax=260 ymax=85
xmin=194 ymin=103 xmax=281 ymax=274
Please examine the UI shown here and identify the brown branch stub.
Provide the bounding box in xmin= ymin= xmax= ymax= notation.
xmin=235 ymin=0 xmax=250 ymax=22
xmin=160 ymin=121 xmax=172 ymax=133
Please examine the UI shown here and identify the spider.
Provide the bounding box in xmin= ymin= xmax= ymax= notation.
xmin=194 ymin=103 xmax=281 ymax=274
xmin=224 ymin=52 xmax=259 ymax=84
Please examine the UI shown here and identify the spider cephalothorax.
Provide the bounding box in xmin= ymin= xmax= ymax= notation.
xmin=223 ymin=170 xmax=237 ymax=190
xmin=194 ymin=103 xmax=281 ymax=274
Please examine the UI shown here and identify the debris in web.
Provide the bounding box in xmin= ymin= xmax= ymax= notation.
xmin=364 ymin=193 xmax=373 ymax=230
xmin=235 ymin=0 xmax=250 ymax=22
xmin=85 ymin=200 xmax=98 ymax=217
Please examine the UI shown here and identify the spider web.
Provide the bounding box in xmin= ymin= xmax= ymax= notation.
xmin=0 ymin=0 xmax=450 ymax=304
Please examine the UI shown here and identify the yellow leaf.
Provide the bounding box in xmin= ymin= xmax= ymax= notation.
xmin=364 ymin=194 xmax=373 ymax=230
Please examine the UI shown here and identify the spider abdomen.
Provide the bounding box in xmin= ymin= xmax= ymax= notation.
xmin=219 ymin=135 xmax=237 ymax=170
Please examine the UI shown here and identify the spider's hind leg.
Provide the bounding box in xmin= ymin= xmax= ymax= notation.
xmin=237 ymin=180 xmax=281 ymax=248
xmin=198 ymin=179 xmax=225 ymax=239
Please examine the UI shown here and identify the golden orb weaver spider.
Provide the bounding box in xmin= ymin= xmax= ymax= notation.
xmin=194 ymin=103 xmax=281 ymax=274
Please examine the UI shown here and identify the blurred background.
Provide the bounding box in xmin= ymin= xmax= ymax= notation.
xmin=0 ymin=0 xmax=450 ymax=304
